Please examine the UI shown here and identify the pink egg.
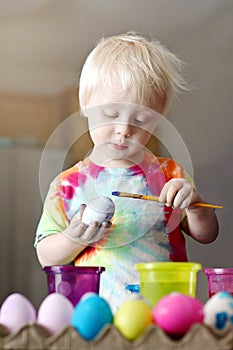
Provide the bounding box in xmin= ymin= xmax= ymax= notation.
xmin=37 ymin=293 xmax=74 ymax=334
xmin=0 ymin=293 xmax=36 ymax=333
xmin=153 ymin=293 xmax=204 ymax=336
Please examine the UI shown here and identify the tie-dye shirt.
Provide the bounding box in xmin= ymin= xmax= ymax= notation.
xmin=35 ymin=150 xmax=193 ymax=312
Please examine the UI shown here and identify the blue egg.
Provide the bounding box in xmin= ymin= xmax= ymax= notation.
xmin=71 ymin=293 xmax=113 ymax=341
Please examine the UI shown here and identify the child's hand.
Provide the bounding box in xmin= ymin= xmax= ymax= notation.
xmin=62 ymin=204 xmax=111 ymax=244
xmin=159 ymin=178 xmax=199 ymax=209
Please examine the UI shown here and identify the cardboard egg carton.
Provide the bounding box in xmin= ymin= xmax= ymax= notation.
xmin=0 ymin=324 xmax=233 ymax=350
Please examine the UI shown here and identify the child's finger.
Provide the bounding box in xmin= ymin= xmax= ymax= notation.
xmin=80 ymin=221 xmax=99 ymax=241
xmin=173 ymin=189 xmax=192 ymax=209
xmin=159 ymin=182 xmax=170 ymax=204
xmin=73 ymin=204 xmax=86 ymax=221
xmin=83 ymin=221 xmax=112 ymax=243
xmin=94 ymin=221 xmax=112 ymax=241
xmin=160 ymin=180 xmax=180 ymax=206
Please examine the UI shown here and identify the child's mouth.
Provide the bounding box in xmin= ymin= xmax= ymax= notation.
xmin=112 ymin=143 xmax=127 ymax=151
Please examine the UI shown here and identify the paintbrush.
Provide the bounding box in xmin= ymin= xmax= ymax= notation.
xmin=112 ymin=191 xmax=223 ymax=209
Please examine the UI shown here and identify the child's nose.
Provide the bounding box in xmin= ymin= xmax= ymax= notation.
xmin=115 ymin=123 xmax=131 ymax=137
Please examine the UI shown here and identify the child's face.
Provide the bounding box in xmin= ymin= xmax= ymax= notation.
xmin=84 ymin=84 xmax=164 ymax=167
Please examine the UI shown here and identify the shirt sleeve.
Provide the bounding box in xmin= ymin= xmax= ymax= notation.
xmin=34 ymin=175 xmax=69 ymax=247
xmin=157 ymin=157 xmax=195 ymax=187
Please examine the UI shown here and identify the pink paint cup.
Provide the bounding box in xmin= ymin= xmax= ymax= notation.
xmin=203 ymin=268 xmax=233 ymax=298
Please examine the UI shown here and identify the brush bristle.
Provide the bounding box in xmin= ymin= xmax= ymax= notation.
xmin=111 ymin=191 xmax=120 ymax=196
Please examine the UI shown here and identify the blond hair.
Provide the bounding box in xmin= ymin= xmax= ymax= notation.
xmin=79 ymin=32 xmax=187 ymax=113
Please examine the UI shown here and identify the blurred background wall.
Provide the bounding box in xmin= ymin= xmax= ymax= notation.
xmin=0 ymin=0 xmax=232 ymax=307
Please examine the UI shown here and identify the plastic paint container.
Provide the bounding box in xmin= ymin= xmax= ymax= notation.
xmin=203 ymin=268 xmax=233 ymax=298
xmin=135 ymin=262 xmax=202 ymax=306
xmin=43 ymin=265 xmax=105 ymax=306
xmin=125 ymin=284 xmax=140 ymax=294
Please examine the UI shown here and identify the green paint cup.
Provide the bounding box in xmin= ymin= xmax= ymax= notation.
xmin=135 ymin=262 xmax=202 ymax=307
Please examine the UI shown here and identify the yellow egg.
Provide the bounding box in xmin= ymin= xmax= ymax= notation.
xmin=114 ymin=298 xmax=153 ymax=340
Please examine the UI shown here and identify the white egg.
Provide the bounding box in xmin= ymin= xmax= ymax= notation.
xmin=204 ymin=291 xmax=233 ymax=335
xmin=37 ymin=293 xmax=74 ymax=334
xmin=0 ymin=293 xmax=36 ymax=333
xmin=82 ymin=196 xmax=115 ymax=226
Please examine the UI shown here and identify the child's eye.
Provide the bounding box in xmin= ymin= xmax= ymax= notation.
xmin=134 ymin=113 xmax=154 ymax=126
xmin=103 ymin=112 xmax=119 ymax=119
xmin=134 ymin=118 xmax=143 ymax=124
xmin=134 ymin=115 xmax=147 ymax=125
xmin=107 ymin=114 xmax=119 ymax=119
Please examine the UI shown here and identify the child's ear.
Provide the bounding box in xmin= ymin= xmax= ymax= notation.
xmin=158 ymin=95 xmax=167 ymax=115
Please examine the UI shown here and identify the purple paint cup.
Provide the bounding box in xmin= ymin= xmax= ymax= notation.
xmin=43 ymin=265 xmax=105 ymax=306
xmin=203 ymin=268 xmax=233 ymax=298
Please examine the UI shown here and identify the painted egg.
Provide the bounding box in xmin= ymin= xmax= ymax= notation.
xmin=204 ymin=291 xmax=233 ymax=335
xmin=71 ymin=293 xmax=113 ymax=341
xmin=114 ymin=297 xmax=153 ymax=340
xmin=153 ymin=293 xmax=204 ymax=336
xmin=0 ymin=293 xmax=36 ymax=333
xmin=37 ymin=293 xmax=74 ymax=334
xmin=82 ymin=196 xmax=115 ymax=226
